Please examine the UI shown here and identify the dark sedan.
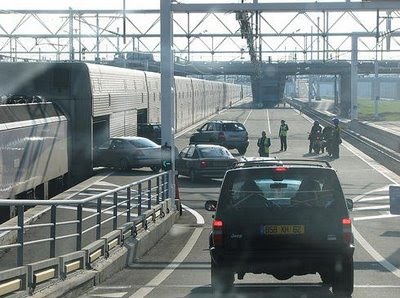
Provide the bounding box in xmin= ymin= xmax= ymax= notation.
xmin=176 ymin=144 xmax=237 ymax=182
xmin=94 ymin=136 xmax=162 ymax=172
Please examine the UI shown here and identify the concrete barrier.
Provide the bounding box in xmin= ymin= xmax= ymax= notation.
xmin=349 ymin=120 xmax=400 ymax=154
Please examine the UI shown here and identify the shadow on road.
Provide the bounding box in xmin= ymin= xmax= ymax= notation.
xmin=186 ymin=283 xmax=335 ymax=297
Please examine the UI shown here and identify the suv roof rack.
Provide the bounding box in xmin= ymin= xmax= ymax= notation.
xmin=234 ymin=157 xmax=332 ymax=169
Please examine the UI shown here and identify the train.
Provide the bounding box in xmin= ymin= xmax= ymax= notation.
xmin=0 ymin=62 xmax=250 ymax=222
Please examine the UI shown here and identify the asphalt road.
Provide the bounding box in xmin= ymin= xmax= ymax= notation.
xmin=79 ymin=104 xmax=400 ymax=298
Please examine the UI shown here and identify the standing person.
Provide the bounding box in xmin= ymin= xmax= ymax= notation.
xmin=257 ymin=131 xmax=271 ymax=157
xmin=331 ymin=118 xmax=342 ymax=158
xmin=308 ymin=121 xmax=322 ymax=154
xmin=279 ymin=120 xmax=289 ymax=151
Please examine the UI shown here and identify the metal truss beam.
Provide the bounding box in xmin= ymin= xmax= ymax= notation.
xmin=171 ymin=2 xmax=400 ymax=13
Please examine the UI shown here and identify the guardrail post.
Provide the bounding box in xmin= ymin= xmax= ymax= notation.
xmin=17 ymin=205 xmax=24 ymax=267
xmin=161 ymin=175 xmax=165 ymax=201
xmin=127 ymin=186 xmax=131 ymax=222
xmin=166 ymin=172 xmax=170 ymax=199
xmin=96 ymin=198 xmax=102 ymax=239
xmin=148 ymin=180 xmax=152 ymax=210
xmin=77 ymin=204 xmax=83 ymax=251
xmin=138 ymin=183 xmax=142 ymax=216
xmin=113 ymin=192 xmax=118 ymax=230
xmin=50 ymin=205 xmax=57 ymax=258
xmin=156 ymin=176 xmax=160 ymax=204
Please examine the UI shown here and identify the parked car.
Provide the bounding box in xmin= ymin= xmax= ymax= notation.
xmin=137 ymin=123 xmax=161 ymax=144
xmin=189 ymin=120 xmax=249 ymax=155
xmin=176 ymin=144 xmax=237 ymax=182
xmin=94 ymin=136 xmax=162 ymax=172
xmin=205 ymin=159 xmax=354 ymax=296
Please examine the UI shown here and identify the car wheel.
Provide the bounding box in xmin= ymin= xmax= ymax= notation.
xmin=332 ymin=258 xmax=354 ymax=297
xmin=150 ymin=166 xmax=161 ymax=172
xmin=319 ymin=270 xmax=334 ymax=285
xmin=189 ymin=169 xmax=197 ymax=183
xmin=119 ymin=158 xmax=130 ymax=171
xmin=211 ymin=260 xmax=234 ymax=294
xmin=238 ymin=146 xmax=247 ymax=155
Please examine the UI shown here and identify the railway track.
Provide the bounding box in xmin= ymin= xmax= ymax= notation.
xmin=290 ymin=99 xmax=400 ymax=177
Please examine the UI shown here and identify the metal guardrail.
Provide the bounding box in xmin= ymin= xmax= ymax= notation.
xmin=0 ymin=171 xmax=172 ymax=296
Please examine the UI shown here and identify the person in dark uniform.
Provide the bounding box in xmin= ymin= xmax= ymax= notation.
xmin=257 ymin=131 xmax=271 ymax=157
xmin=331 ymin=118 xmax=342 ymax=158
xmin=279 ymin=120 xmax=289 ymax=151
xmin=308 ymin=121 xmax=322 ymax=154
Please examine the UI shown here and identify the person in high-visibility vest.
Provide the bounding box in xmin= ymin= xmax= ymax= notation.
xmin=331 ymin=118 xmax=342 ymax=158
xmin=279 ymin=120 xmax=289 ymax=151
xmin=257 ymin=131 xmax=271 ymax=157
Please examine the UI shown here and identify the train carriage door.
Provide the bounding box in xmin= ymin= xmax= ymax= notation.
xmin=137 ymin=109 xmax=148 ymax=124
xmin=93 ymin=116 xmax=110 ymax=149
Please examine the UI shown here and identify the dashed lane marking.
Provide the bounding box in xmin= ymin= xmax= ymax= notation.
xmin=353 ymin=205 xmax=390 ymax=211
xmin=243 ymin=109 xmax=253 ymax=125
xmin=354 ymin=214 xmax=400 ymax=221
xmin=357 ymin=196 xmax=388 ymax=202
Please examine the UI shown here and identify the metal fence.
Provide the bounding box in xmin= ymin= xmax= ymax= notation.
xmin=0 ymin=171 xmax=172 ymax=295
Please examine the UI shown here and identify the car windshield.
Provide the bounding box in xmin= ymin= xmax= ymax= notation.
xmin=199 ymin=146 xmax=232 ymax=158
xmin=219 ymin=168 xmax=344 ymax=211
xmin=128 ymin=138 xmax=158 ymax=148
xmin=223 ymin=123 xmax=245 ymax=131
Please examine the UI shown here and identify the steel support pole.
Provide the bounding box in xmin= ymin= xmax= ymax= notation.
xmin=96 ymin=13 xmax=100 ymax=62
xmin=351 ymin=35 xmax=358 ymax=120
xmin=161 ymin=0 xmax=176 ymax=202
xmin=69 ymin=7 xmax=74 ymax=61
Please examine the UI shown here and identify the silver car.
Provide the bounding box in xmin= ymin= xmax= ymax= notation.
xmin=189 ymin=120 xmax=249 ymax=155
xmin=94 ymin=136 xmax=162 ymax=172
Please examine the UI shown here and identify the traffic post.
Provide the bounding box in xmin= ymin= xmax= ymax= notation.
xmin=389 ymin=185 xmax=400 ymax=215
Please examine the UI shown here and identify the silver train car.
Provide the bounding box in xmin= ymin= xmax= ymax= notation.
xmin=0 ymin=62 xmax=249 ymax=221
xmin=0 ymin=103 xmax=68 ymax=220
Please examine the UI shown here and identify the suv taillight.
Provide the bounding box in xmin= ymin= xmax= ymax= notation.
xmin=200 ymin=160 xmax=207 ymax=168
xmin=218 ymin=132 xmax=225 ymax=141
xmin=342 ymin=218 xmax=353 ymax=245
xmin=212 ymin=219 xmax=224 ymax=247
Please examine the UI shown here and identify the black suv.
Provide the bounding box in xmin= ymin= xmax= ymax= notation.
xmin=205 ymin=159 xmax=354 ymax=296
xmin=137 ymin=123 xmax=161 ymax=144
xmin=189 ymin=120 xmax=249 ymax=155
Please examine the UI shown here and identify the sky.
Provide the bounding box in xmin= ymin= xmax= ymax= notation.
xmin=1 ymin=0 xmax=363 ymax=10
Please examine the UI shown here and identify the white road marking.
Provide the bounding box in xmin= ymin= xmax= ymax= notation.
xmin=358 ymin=196 xmax=388 ymax=202
xmin=89 ymin=293 xmax=128 ymax=298
xmin=354 ymin=214 xmax=400 ymax=221
xmin=181 ymin=204 xmax=205 ymax=225
xmin=353 ymin=227 xmax=400 ymax=279
xmin=353 ymin=205 xmax=389 ymax=211
xmin=266 ymin=109 xmax=271 ymax=135
xmin=129 ymin=227 xmax=203 ymax=298
xmin=58 ymin=205 xmax=135 ymax=217
xmin=243 ymin=110 xmax=253 ymax=125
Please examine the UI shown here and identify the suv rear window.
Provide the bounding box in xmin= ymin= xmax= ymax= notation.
xmin=222 ymin=123 xmax=245 ymax=131
xmin=218 ymin=168 xmax=345 ymax=212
